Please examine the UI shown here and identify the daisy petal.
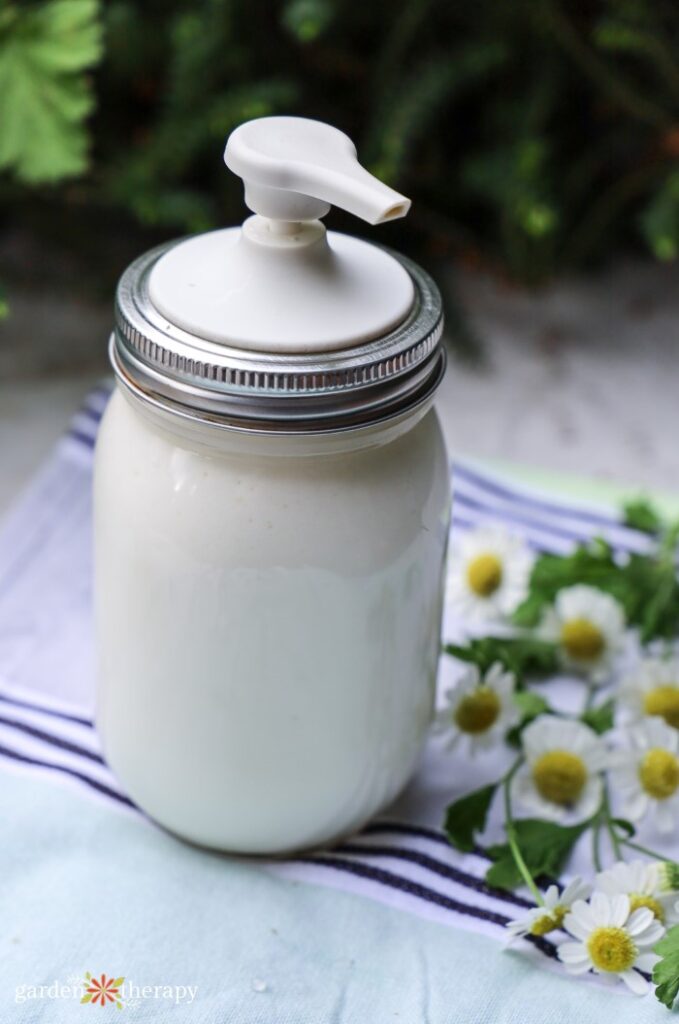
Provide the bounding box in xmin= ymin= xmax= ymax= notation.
xmin=563 ymin=916 xmax=591 ymax=943
xmin=635 ymin=952 xmax=660 ymax=972
xmin=655 ymin=801 xmax=676 ymax=834
xmin=542 ymin=885 xmax=559 ymax=909
xmin=622 ymin=792 xmax=649 ymax=822
xmin=567 ymin=899 xmax=597 ymax=932
xmin=576 ymin=776 xmax=603 ymax=823
xmin=562 ymin=877 xmax=591 ymax=905
xmin=636 ymin=921 xmax=666 ymax=948
xmin=620 ymin=970 xmax=649 ymax=996
xmin=626 ymin=907 xmax=654 ymax=937
xmin=610 ymin=893 xmax=631 ymax=928
xmin=557 ymin=942 xmax=590 ymax=964
xmin=590 ymin=891 xmax=612 ymax=925
xmin=563 ymin=959 xmax=595 ymax=976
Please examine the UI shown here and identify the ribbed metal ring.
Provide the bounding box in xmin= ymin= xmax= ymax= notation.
xmin=112 ymin=238 xmax=444 ymax=432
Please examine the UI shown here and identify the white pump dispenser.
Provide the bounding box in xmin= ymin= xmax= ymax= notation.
xmin=148 ymin=116 xmax=416 ymax=354
xmin=225 ymin=116 xmax=411 ymax=225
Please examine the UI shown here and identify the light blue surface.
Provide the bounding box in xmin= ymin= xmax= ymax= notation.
xmin=1 ymin=769 xmax=669 ymax=1022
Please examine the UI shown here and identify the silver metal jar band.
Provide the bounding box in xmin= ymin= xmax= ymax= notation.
xmin=112 ymin=240 xmax=445 ymax=433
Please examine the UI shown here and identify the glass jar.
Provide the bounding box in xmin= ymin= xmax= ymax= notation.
xmin=94 ymin=236 xmax=450 ymax=853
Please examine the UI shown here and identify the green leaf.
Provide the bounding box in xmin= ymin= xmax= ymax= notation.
xmin=506 ymin=691 xmax=551 ymax=747
xmin=461 ymin=137 xmax=557 ymax=242
xmin=653 ymin=925 xmax=679 ymax=1009
xmin=513 ymin=541 xmax=628 ymax=625
xmin=486 ymin=818 xmax=589 ymax=891
xmin=581 ymin=698 xmax=614 ymax=735
xmin=640 ymin=173 xmax=679 ymax=263
xmin=638 ymin=564 xmax=679 ymax=645
xmin=20 ymin=0 xmax=103 ymax=71
xmin=80 ymin=994 xmax=92 ymax=1004
xmin=0 ymin=0 xmax=103 ymax=182
xmin=511 ymin=591 xmax=548 ymax=628
xmin=513 ymin=691 xmax=549 ymax=718
xmin=443 ymin=638 xmax=558 ymax=685
xmin=485 ymin=853 xmax=526 ymax=891
xmin=613 ymin=550 xmax=679 ymax=644
xmin=610 ymin=817 xmax=635 ymax=838
xmin=281 ymin=0 xmax=334 ymax=43
xmin=512 ymin=532 xmax=679 ymax=645
xmin=623 ymin=497 xmax=663 ymax=535
xmin=444 ymin=784 xmax=496 ymax=853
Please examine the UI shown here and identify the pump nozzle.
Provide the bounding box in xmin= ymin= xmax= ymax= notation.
xmin=224 ymin=116 xmax=411 ymax=226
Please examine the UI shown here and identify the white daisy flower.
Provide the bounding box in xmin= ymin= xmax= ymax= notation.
xmin=433 ymin=662 xmax=519 ymax=754
xmin=595 ymin=859 xmax=679 ymax=926
xmin=619 ymin=658 xmax=679 ymax=730
xmin=541 ymin=584 xmax=625 ymax=683
xmin=446 ymin=525 xmax=534 ymax=623
xmin=609 ymin=718 xmax=679 ymax=833
xmin=506 ymin=877 xmax=591 ymax=939
xmin=558 ymin=891 xmax=665 ymax=995
xmin=512 ymin=715 xmax=608 ymax=823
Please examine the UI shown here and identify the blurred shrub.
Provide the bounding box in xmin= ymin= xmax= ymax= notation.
xmin=2 ymin=0 xmax=679 ymax=283
xmin=0 ymin=0 xmax=102 ymax=182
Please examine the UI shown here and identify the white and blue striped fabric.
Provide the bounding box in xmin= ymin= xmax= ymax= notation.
xmin=0 ymin=385 xmax=671 ymax=1021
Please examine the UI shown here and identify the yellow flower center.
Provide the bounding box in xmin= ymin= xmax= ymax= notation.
xmin=629 ymin=893 xmax=665 ymax=922
xmin=587 ymin=926 xmax=637 ymax=973
xmin=560 ymin=618 xmax=605 ymax=662
xmin=639 ymin=748 xmax=679 ymax=800
xmin=529 ymin=906 xmax=565 ymax=936
xmin=644 ymin=685 xmax=679 ymax=729
xmin=454 ymin=687 xmax=501 ymax=734
xmin=466 ymin=553 xmax=503 ymax=597
xmin=532 ymin=750 xmax=587 ymax=806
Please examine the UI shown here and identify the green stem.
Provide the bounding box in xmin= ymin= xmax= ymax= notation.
xmin=622 ymin=837 xmax=678 ymax=864
xmin=602 ymin=786 xmax=623 ymax=861
xmin=502 ymin=758 xmax=545 ymax=906
xmin=591 ymin=818 xmax=603 ymax=873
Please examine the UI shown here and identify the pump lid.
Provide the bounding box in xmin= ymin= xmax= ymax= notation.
xmin=112 ymin=116 xmax=444 ymax=433
xmin=223 ymin=116 xmax=411 ymax=225
xmin=146 ymin=116 xmax=415 ymax=353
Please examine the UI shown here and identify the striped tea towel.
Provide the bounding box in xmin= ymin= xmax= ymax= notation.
xmin=0 ymin=383 xmax=674 ymax=1023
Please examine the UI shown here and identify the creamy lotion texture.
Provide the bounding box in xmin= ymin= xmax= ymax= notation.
xmin=95 ymin=391 xmax=450 ymax=851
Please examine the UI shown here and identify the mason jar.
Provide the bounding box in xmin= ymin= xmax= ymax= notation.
xmin=94 ymin=238 xmax=450 ymax=854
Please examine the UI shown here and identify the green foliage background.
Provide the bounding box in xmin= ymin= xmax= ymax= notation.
xmin=3 ymin=0 xmax=679 ymax=287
